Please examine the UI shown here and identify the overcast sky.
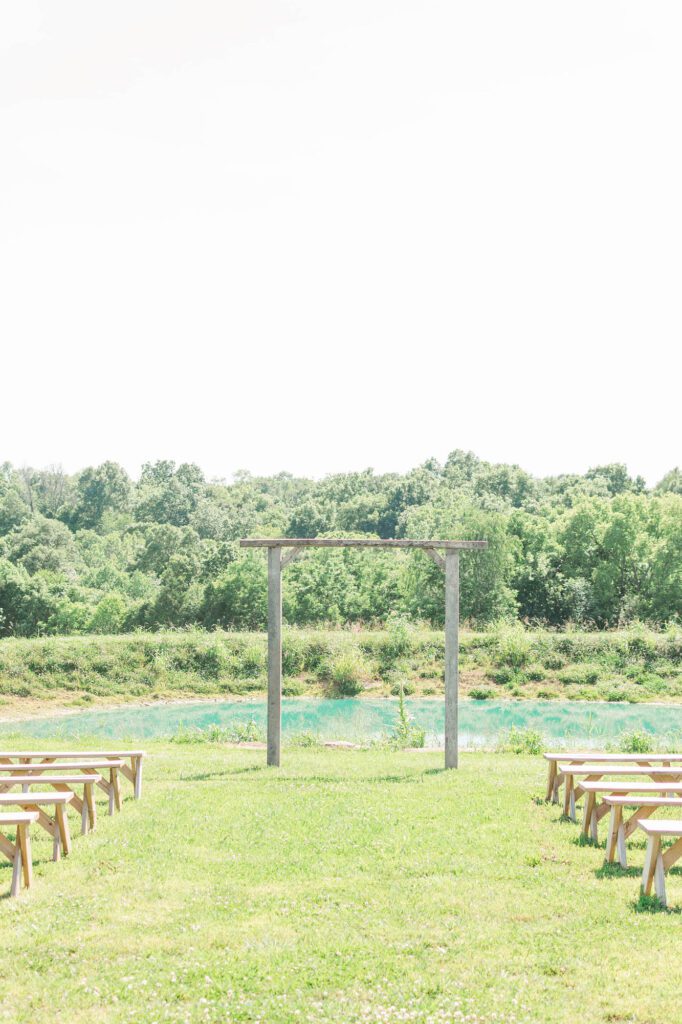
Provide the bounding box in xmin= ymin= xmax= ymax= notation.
xmin=1 ymin=2 xmax=679 ymax=485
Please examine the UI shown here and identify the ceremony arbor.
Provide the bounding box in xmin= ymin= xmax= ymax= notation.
xmin=240 ymin=538 xmax=487 ymax=769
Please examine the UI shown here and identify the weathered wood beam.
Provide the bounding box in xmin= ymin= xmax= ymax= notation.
xmin=267 ymin=547 xmax=282 ymax=767
xmin=280 ymin=547 xmax=306 ymax=569
xmin=424 ymin=548 xmax=446 ymax=570
xmin=444 ymin=550 xmax=460 ymax=769
xmin=241 ymin=538 xmax=487 ymax=550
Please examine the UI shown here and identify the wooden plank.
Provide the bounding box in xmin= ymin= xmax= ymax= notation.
xmin=0 ymin=760 xmax=123 ymax=773
xmin=267 ymin=546 xmax=282 ymax=768
xmin=544 ymin=753 xmax=682 ymax=763
xmin=240 ymin=538 xmax=487 ymax=549
xmin=0 ymin=751 xmax=145 ymax=758
xmin=545 ymin=760 xmax=558 ymax=802
xmin=662 ymin=836 xmax=682 ymax=872
xmin=280 ymin=547 xmax=306 ymax=569
xmin=557 ymin=765 xmax=682 ymax=778
xmin=0 ymin=832 xmax=15 ymax=860
xmin=444 ymin=550 xmax=459 ymax=769
xmin=10 ymin=842 xmax=22 ymax=897
xmin=18 ymin=822 xmax=32 ymax=889
xmin=638 ymin=820 xmax=682 ymax=836
xmin=424 ymin=548 xmax=446 ymax=570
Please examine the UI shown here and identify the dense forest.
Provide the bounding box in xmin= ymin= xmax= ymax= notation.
xmin=0 ymin=453 xmax=680 ymax=638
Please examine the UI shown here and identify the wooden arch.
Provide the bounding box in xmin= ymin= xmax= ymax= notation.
xmin=239 ymin=538 xmax=488 ymax=769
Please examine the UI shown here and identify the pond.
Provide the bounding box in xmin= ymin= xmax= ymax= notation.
xmin=2 ymin=698 xmax=682 ymax=748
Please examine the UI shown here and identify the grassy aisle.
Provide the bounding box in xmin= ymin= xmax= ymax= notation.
xmin=0 ymin=747 xmax=680 ymax=1023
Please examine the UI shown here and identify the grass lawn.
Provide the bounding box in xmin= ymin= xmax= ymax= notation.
xmin=1 ymin=746 xmax=681 ymax=1023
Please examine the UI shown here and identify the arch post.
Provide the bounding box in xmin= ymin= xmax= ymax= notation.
xmin=242 ymin=537 xmax=487 ymax=768
xmin=444 ymin=550 xmax=460 ymax=769
xmin=267 ymin=546 xmax=282 ymax=767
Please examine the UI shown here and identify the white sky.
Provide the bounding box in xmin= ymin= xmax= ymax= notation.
xmin=0 ymin=2 xmax=680 ymax=485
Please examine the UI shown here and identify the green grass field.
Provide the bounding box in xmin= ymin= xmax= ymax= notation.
xmin=1 ymin=745 xmax=681 ymax=1023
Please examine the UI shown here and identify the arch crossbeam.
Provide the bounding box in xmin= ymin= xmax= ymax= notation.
xmin=239 ymin=538 xmax=488 ymax=769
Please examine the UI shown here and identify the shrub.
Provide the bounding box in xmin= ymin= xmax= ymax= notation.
xmin=494 ymin=623 xmax=532 ymax=669
xmin=558 ymin=665 xmax=601 ymax=686
xmin=526 ymin=666 xmax=546 ymax=682
xmin=489 ymin=667 xmax=514 ymax=685
xmin=194 ymin=643 xmax=229 ymax=680
xmin=331 ymin=652 xmax=366 ymax=696
xmin=618 ymin=729 xmax=655 ymax=753
xmin=287 ymin=731 xmax=321 ymax=748
xmin=238 ymin=644 xmax=266 ymax=678
xmin=542 ymin=654 xmax=565 ymax=671
xmin=383 ymin=615 xmax=414 ymax=660
xmin=282 ymin=678 xmax=306 ymax=696
xmin=390 ymin=685 xmax=425 ymax=748
xmin=469 ymin=687 xmax=494 ymax=700
xmin=390 ymin=681 xmax=415 ymax=696
xmin=496 ymin=726 xmax=544 ymax=756
xmin=282 ymin=636 xmax=307 ymax=675
xmin=536 ymin=689 xmax=558 ymax=700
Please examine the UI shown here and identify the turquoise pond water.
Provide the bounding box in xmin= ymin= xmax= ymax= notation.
xmin=3 ymin=698 xmax=682 ymax=747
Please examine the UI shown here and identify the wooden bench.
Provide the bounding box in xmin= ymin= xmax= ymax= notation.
xmin=0 ymin=750 xmax=146 ymax=799
xmin=638 ymin=820 xmax=682 ymax=907
xmin=0 ymin=791 xmax=74 ymax=861
xmin=579 ymin=781 xmax=682 ymax=844
xmin=0 ymin=774 xmax=102 ymax=835
xmin=601 ymin=795 xmax=682 ymax=868
xmin=0 ymin=760 xmax=124 ymax=815
xmin=557 ymin=764 xmax=682 ymax=821
xmin=0 ymin=811 xmax=39 ymax=896
xmin=544 ymin=752 xmax=682 ymax=804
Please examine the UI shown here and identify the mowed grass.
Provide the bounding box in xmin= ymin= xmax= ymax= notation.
xmin=1 ymin=747 xmax=681 ymax=1024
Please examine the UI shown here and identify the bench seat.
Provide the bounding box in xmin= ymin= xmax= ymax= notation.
xmin=578 ymin=782 xmax=682 ymax=841
xmin=543 ymin=752 xmax=682 ymax=803
xmin=0 ymin=774 xmax=102 ymax=834
xmin=0 ymin=811 xmax=39 ymax=896
xmin=0 ymin=751 xmax=146 ymax=799
xmin=0 ymin=791 xmax=74 ymax=860
xmin=599 ymin=796 xmax=682 ymax=867
xmin=557 ymin=765 xmax=682 ymax=821
xmin=0 ymin=760 xmax=124 ymax=815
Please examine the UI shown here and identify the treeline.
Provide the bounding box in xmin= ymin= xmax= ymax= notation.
xmin=0 ymin=453 xmax=680 ymax=637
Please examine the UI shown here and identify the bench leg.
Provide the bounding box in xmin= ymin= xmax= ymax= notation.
xmin=581 ymin=792 xmax=596 ymax=838
xmin=552 ymin=772 xmax=563 ymax=804
xmin=590 ymin=804 xmax=599 ymax=843
xmin=18 ymin=822 xmax=32 ymax=890
xmin=56 ymin=803 xmax=71 ymax=856
xmin=606 ymin=805 xmax=618 ymax=863
xmin=52 ymin=826 xmax=61 ymax=862
xmin=617 ymin=822 xmax=627 ymax=868
xmin=654 ymin=852 xmax=667 ymax=907
xmin=563 ymin=774 xmax=571 ymax=817
xmin=10 ymin=842 xmax=22 ymax=897
xmin=111 ymin=767 xmax=122 ymax=813
xmin=642 ymin=836 xmax=661 ymax=896
xmin=85 ymin=783 xmax=97 ymax=831
xmin=546 ymin=762 xmax=557 ymax=802
xmin=133 ymin=758 xmax=143 ymax=800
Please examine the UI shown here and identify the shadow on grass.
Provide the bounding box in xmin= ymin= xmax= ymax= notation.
xmin=594 ymin=862 xmax=641 ymax=880
xmin=632 ymin=892 xmax=682 ymax=914
xmin=180 ymin=765 xmax=269 ymax=781
xmin=571 ymin=833 xmax=603 ymax=850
